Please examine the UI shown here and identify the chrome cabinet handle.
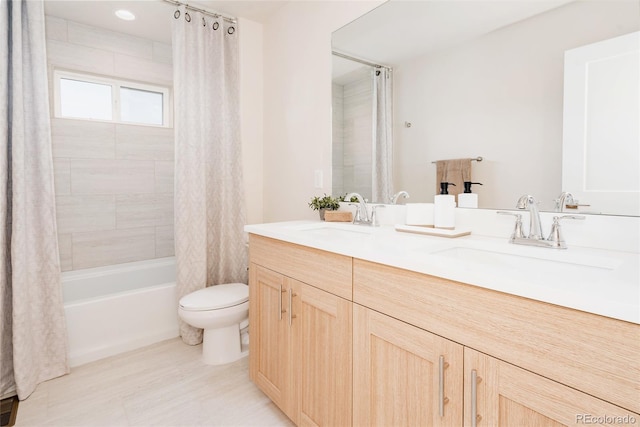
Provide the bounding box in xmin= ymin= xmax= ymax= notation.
xmin=471 ymin=369 xmax=482 ymax=427
xmin=278 ymin=284 xmax=286 ymax=320
xmin=288 ymin=288 xmax=297 ymax=326
xmin=438 ymin=355 xmax=449 ymax=417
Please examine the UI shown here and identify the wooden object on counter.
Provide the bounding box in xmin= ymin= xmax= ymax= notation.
xmin=324 ymin=211 xmax=353 ymax=222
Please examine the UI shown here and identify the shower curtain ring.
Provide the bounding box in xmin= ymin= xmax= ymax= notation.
xmin=174 ymin=9 xmax=180 ymax=19
xmin=202 ymin=17 xmax=206 ymax=26
xmin=227 ymin=26 xmax=235 ymax=35
xmin=213 ymin=21 xmax=219 ymax=30
xmin=185 ymin=11 xmax=191 ymax=22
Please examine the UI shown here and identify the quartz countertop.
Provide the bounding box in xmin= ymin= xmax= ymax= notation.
xmin=245 ymin=220 xmax=640 ymax=325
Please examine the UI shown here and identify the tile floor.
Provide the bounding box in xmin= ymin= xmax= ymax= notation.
xmin=16 ymin=338 xmax=294 ymax=427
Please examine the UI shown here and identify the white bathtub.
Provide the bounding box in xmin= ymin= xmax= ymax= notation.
xmin=63 ymin=257 xmax=179 ymax=367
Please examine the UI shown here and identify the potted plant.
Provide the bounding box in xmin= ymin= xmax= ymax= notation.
xmin=308 ymin=194 xmax=340 ymax=220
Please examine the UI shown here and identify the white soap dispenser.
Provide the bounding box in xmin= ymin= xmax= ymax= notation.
xmin=457 ymin=182 xmax=483 ymax=208
xmin=434 ymin=182 xmax=456 ymax=229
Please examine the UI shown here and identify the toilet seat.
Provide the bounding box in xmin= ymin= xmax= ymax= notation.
xmin=179 ymin=283 xmax=248 ymax=311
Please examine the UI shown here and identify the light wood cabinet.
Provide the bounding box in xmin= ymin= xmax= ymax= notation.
xmin=249 ymin=263 xmax=352 ymax=426
xmin=353 ymin=304 xmax=463 ymax=426
xmin=250 ymin=264 xmax=295 ymax=420
xmin=248 ymin=234 xmax=640 ymax=426
xmin=464 ymin=348 xmax=638 ymax=427
xmin=293 ymin=278 xmax=352 ymax=427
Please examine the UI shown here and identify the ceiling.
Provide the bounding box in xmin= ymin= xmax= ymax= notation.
xmin=332 ymin=0 xmax=574 ymax=82
xmin=44 ymin=0 xmax=288 ymax=44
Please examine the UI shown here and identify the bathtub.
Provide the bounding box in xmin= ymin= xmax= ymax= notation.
xmin=63 ymin=257 xmax=179 ymax=367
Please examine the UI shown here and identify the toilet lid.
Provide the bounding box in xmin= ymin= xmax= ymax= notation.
xmin=179 ymin=283 xmax=248 ymax=311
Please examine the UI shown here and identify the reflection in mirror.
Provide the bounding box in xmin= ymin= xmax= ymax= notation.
xmin=332 ymin=0 xmax=639 ymax=215
xmin=331 ymin=52 xmax=393 ymax=203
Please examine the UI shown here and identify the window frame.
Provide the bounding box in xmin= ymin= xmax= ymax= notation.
xmin=53 ymin=69 xmax=172 ymax=128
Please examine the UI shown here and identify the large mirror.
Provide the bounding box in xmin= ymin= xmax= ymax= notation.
xmin=331 ymin=0 xmax=639 ymax=216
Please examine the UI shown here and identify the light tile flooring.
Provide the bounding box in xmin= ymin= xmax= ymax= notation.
xmin=16 ymin=338 xmax=294 ymax=427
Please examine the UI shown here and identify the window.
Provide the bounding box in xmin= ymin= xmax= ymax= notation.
xmin=54 ymin=70 xmax=171 ymax=127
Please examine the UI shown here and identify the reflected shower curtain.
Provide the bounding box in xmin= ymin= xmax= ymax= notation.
xmin=372 ymin=68 xmax=393 ymax=203
xmin=172 ymin=7 xmax=247 ymax=345
xmin=0 ymin=0 xmax=69 ymax=399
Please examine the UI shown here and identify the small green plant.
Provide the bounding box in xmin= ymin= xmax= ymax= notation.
xmin=337 ymin=194 xmax=359 ymax=203
xmin=308 ymin=194 xmax=340 ymax=211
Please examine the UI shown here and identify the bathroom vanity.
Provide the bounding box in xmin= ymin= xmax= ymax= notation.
xmin=246 ymin=220 xmax=639 ymax=426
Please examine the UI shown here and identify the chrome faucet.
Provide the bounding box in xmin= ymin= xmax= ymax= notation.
xmin=554 ymin=192 xmax=575 ymax=212
xmin=345 ymin=192 xmax=370 ymax=224
xmin=516 ymin=195 xmax=543 ymax=239
xmin=498 ymin=194 xmax=585 ymax=249
xmin=554 ymin=191 xmax=589 ymax=212
xmin=390 ymin=191 xmax=410 ymax=204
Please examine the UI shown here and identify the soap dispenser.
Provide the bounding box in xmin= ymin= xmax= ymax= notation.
xmin=457 ymin=182 xmax=483 ymax=208
xmin=434 ymin=182 xmax=456 ymax=229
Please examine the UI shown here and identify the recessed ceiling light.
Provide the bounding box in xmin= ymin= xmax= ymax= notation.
xmin=115 ymin=10 xmax=136 ymax=21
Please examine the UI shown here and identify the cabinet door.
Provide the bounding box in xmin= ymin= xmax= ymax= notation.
xmin=249 ymin=265 xmax=295 ymax=421
xmin=464 ymin=348 xmax=639 ymax=427
xmin=353 ymin=304 xmax=463 ymax=427
xmin=290 ymin=279 xmax=352 ymax=427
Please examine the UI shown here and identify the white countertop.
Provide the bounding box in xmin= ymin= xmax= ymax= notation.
xmin=245 ymin=220 xmax=640 ymax=325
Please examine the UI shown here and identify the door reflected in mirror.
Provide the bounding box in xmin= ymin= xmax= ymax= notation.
xmin=332 ymin=0 xmax=639 ymax=216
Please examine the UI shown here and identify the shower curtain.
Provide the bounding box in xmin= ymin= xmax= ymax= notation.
xmin=372 ymin=67 xmax=393 ymax=203
xmin=0 ymin=0 xmax=69 ymax=399
xmin=172 ymin=7 xmax=248 ymax=345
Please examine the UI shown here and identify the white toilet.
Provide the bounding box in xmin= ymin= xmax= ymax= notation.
xmin=178 ymin=283 xmax=249 ymax=365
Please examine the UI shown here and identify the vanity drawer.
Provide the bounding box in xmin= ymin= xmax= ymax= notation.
xmin=249 ymin=234 xmax=352 ymax=300
xmin=353 ymin=258 xmax=640 ymax=413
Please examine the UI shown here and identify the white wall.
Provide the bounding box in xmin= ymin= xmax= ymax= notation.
xmin=262 ymin=1 xmax=383 ymax=222
xmin=239 ymin=17 xmax=264 ymax=225
xmin=393 ymin=1 xmax=639 ymax=211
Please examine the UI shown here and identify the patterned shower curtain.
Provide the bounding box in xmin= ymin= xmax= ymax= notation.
xmin=172 ymin=7 xmax=248 ymax=345
xmin=0 ymin=0 xmax=69 ymax=399
xmin=372 ymin=67 xmax=393 ymax=203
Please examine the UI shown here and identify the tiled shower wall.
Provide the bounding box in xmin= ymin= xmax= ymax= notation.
xmin=332 ymin=83 xmax=345 ymax=197
xmin=45 ymin=16 xmax=175 ymax=271
xmin=332 ymin=76 xmax=373 ymax=201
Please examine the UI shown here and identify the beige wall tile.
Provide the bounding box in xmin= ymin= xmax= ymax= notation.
xmin=152 ymin=42 xmax=173 ymax=65
xmin=155 ymin=193 xmax=174 ymax=226
xmin=116 ymin=125 xmax=174 ymax=161
xmin=56 ymin=195 xmax=116 ymax=234
xmin=154 ymin=161 xmax=174 ymax=193
xmin=47 ymin=39 xmax=114 ymax=75
xmin=67 ymin=21 xmax=153 ymax=59
xmin=51 ymin=119 xmax=116 ymax=159
xmin=116 ymin=194 xmax=173 ymax=229
xmin=71 ymin=159 xmax=155 ymax=195
xmin=72 ymin=227 xmax=156 ymax=269
xmin=58 ymin=233 xmax=73 ymax=271
xmin=155 ymin=225 xmax=175 ymax=258
xmin=114 ymin=54 xmax=173 ymax=86
xmin=45 ymin=16 xmax=68 ymax=42
xmin=53 ymin=158 xmax=71 ymax=196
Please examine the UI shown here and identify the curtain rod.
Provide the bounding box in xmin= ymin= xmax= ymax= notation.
xmin=163 ymin=0 xmax=237 ymax=24
xmin=332 ymin=51 xmax=391 ymax=70
xmin=431 ymin=157 xmax=483 ymax=164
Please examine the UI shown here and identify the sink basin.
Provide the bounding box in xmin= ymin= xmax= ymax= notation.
xmin=431 ymin=247 xmax=621 ymax=280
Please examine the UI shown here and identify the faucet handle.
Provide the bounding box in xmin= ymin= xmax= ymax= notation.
xmin=371 ymin=204 xmax=386 ymax=227
xmin=348 ymin=203 xmax=361 ymax=223
xmin=547 ymin=215 xmax=585 ymax=248
xmin=497 ymin=211 xmax=525 ymax=241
